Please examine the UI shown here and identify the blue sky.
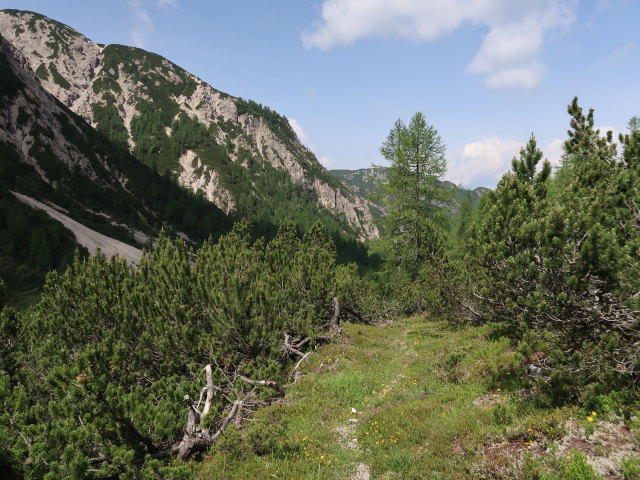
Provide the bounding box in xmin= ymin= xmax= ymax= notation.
xmin=2 ymin=0 xmax=639 ymax=188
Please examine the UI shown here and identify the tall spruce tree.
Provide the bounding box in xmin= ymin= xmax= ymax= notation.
xmin=378 ymin=112 xmax=450 ymax=280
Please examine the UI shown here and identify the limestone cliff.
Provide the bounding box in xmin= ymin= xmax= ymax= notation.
xmin=0 ymin=9 xmax=379 ymax=240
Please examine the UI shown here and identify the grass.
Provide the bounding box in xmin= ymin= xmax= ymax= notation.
xmin=195 ymin=316 xmax=639 ymax=479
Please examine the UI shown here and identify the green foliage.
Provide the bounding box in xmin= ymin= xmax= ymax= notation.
xmin=91 ymin=97 xmax=129 ymax=150
xmin=369 ymin=113 xmax=455 ymax=317
xmin=562 ymin=451 xmax=599 ymax=480
xmin=492 ymin=402 xmax=515 ymax=425
xmin=48 ymin=63 xmax=70 ymax=89
xmin=377 ymin=112 xmax=451 ymax=280
xmin=467 ymin=98 xmax=640 ymax=401
xmin=0 ymin=221 xmax=361 ymax=478
xmin=87 ymin=46 xmax=370 ymax=264
xmin=236 ymin=98 xmax=296 ymax=146
xmin=0 ymin=190 xmax=84 ymax=304
xmin=0 ymin=42 xmax=234 ymax=302
xmin=245 ymin=415 xmax=299 ymax=458
xmin=34 ymin=63 xmax=48 ymax=81
xmin=621 ymin=456 xmax=640 ymax=479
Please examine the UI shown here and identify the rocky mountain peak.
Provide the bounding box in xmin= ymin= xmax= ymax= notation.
xmin=0 ymin=9 xmax=379 ymax=240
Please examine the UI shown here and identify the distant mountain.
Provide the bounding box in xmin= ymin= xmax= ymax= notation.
xmin=0 ymin=9 xmax=378 ymax=241
xmin=0 ymin=31 xmax=232 ymax=300
xmin=330 ymin=167 xmax=490 ymax=216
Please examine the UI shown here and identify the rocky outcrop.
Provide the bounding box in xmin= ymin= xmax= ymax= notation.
xmin=177 ymin=150 xmax=235 ymax=214
xmin=0 ymin=11 xmax=102 ymax=109
xmin=0 ymin=35 xmax=101 ymax=184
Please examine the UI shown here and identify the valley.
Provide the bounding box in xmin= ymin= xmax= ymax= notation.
xmin=0 ymin=5 xmax=639 ymax=480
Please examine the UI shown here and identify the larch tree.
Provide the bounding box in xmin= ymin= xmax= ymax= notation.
xmin=378 ymin=112 xmax=450 ymax=280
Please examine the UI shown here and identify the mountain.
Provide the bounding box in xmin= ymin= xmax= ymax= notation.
xmin=330 ymin=167 xmax=490 ymax=215
xmin=0 ymin=9 xmax=379 ymax=241
xmin=0 ymin=30 xmax=234 ymax=301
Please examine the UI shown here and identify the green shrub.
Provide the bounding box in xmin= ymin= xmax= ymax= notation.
xmin=245 ymin=417 xmax=299 ymax=458
xmin=622 ymin=456 xmax=640 ymax=480
xmin=492 ymin=403 xmax=514 ymax=425
xmin=0 ymin=221 xmax=362 ymax=478
xmin=562 ymin=451 xmax=599 ymax=480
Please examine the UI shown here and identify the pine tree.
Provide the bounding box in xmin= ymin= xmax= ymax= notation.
xmin=377 ymin=112 xmax=450 ymax=280
xmin=454 ymin=190 xmax=473 ymax=252
xmin=470 ymin=99 xmax=640 ymax=400
xmin=471 ymin=134 xmax=551 ymax=333
xmin=0 ymin=221 xmax=365 ymax=478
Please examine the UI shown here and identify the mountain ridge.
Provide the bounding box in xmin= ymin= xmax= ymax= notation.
xmin=330 ymin=167 xmax=490 ymax=216
xmin=0 ymin=30 xmax=233 ymax=299
xmin=0 ymin=9 xmax=379 ymax=240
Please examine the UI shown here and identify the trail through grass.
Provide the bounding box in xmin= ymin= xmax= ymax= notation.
xmin=196 ymin=316 xmax=640 ymax=479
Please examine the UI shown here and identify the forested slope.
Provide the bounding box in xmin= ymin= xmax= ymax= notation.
xmin=0 ymin=33 xmax=231 ymax=302
xmin=0 ymin=9 xmax=379 ymax=242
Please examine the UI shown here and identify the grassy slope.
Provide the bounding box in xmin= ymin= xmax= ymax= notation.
xmin=195 ymin=316 xmax=640 ymax=479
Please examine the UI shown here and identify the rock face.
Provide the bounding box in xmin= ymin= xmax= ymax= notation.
xmin=0 ymin=31 xmax=101 ymax=185
xmin=0 ymin=30 xmax=229 ymax=260
xmin=177 ymin=150 xmax=235 ymax=214
xmin=0 ymin=9 xmax=379 ymax=240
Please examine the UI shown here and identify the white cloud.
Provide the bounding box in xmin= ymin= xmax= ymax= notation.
xmin=302 ymin=0 xmax=577 ymax=90
xmin=129 ymin=0 xmax=154 ymax=48
xmin=448 ymin=134 xmax=618 ymax=188
xmin=287 ymin=117 xmax=309 ymax=142
xmin=448 ymin=136 xmax=524 ymax=187
xmin=482 ymin=62 xmax=547 ymax=90
xmin=318 ymin=156 xmax=334 ymax=168
xmin=544 ymin=138 xmax=564 ymax=169
xmin=157 ymin=0 xmax=178 ymax=7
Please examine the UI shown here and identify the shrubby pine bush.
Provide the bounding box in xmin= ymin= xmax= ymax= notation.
xmin=467 ymin=98 xmax=640 ymax=402
xmin=0 ymin=221 xmax=365 ymax=478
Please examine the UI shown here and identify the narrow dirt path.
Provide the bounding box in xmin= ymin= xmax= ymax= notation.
xmin=332 ymin=323 xmax=417 ymax=480
xmin=335 ymin=419 xmax=370 ymax=480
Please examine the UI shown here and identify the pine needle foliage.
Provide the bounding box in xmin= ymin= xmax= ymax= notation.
xmin=0 ymin=221 xmax=361 ymax=478
xmin=468 ymin=98 xmax=640 ymax=402
xmin=377 ymin=112 xmax=451 ymax=281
